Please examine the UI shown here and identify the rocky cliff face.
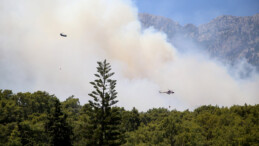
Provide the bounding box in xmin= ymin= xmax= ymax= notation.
xmin=138 ymin=13 xmax=259 ymax=69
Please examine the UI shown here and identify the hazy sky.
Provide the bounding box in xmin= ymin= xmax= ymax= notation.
xmin=1 ymin=0 xmax=258 ymax=111
xmin=134 ymin=0 xmax=259 ymax=25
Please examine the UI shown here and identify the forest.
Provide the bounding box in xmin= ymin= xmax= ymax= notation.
xmin=1 ymin=60 xmax=258 ymax=146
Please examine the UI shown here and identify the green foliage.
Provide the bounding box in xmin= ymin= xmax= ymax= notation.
xmin=87 ymin=59 xmax=123 ymax=145
xmin=61 ymin=96 xmax=81 ymax=119
xmin=45 ymin=99 xmax=73 ymax=146
xmin=7 ymin=124 xmax=22 ymax=146
xmin=0 ymin=90 xmax=22 ymax=124
xmin=0 ymin=89 xmax=258 ymax=145
xmin=122 ymin=107 xmax=141 ymax=132
xmin=0 ymin=90 xmax=57 ymax=145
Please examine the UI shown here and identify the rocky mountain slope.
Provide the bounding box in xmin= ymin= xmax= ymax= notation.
xmin=138 ymin=13 xmax=259 ymax=69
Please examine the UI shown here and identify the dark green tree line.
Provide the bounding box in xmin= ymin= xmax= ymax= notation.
xmin=45 ymin=99 xmax=73 ymax=146
xmin=0 ymin=60 xmax=258 ymax=146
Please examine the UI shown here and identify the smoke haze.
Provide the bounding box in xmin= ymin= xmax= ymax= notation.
xmin=0 ymin=0 xmax=258 ymax=111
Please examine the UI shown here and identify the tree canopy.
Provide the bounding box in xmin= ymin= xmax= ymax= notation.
xmin=0 ymin=60 xmax=258 ymax=145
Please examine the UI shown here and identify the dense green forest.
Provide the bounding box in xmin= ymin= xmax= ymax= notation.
xmin=1 ymin=90 xmax=258 ymax=146
xmin=1 ymin=60 xmax=258 ymax=145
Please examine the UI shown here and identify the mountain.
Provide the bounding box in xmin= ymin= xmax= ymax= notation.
xmin=138 ymin=13 xmax=259 ymax=70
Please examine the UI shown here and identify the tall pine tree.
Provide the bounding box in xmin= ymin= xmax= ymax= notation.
xmin=88 ymin=59 xmax=122 ymax=145
xmin=45 ymin=99 xmax=73 ymax=146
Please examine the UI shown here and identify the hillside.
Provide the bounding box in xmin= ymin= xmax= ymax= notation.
xmin=139 ymin=13 xmax=259 ymax=69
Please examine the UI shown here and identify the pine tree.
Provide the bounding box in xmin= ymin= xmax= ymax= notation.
xmin=45 ymin=99 xmax=73 ymax=146
xmin=88 ymin=59 xmax=122 ymax=145
xmin=129 ymin=107 xmax=140 ymax=131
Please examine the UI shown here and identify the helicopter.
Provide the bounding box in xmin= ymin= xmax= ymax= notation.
xmin=60 ymin=33 xmax=67 ymax=37
xmin=159 ymin=90 xmax=174 ymax=95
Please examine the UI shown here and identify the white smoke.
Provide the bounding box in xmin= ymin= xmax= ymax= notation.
xmin=0 ymin=0 xmax=258 ymax=111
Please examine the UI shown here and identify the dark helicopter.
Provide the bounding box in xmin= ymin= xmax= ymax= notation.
xmin=60 ymin=33 xmax=67 ymax=37
xmin=159 ymin=90 xmax=174 ymax=95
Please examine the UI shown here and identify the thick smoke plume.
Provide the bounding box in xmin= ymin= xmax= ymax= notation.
xmin=0 ymin=0 xmax=258 ymax=111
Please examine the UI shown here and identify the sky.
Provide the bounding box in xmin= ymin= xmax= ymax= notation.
xmin=0 ymin=0 xmax=258 ymax=111
xmin=134 ymin=0 xmax=259 ymax=25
